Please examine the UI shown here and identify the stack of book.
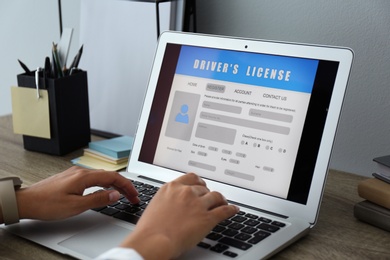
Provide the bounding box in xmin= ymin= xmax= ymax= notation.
xmin=72 ymin=136 xmax=134 ymax=171
xmin=354 ymin=155 xmax=390 ymax=232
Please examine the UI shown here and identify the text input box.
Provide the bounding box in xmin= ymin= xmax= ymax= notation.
xmin=202 ymin=101 xmax=242 ymax=114
xmin=200 ymin=112 xmax=290 ymax=135
xmin=249 ymin=108 xmax=293 ymax=123
xmin=195 ymin=122 xmax=236 ymax=145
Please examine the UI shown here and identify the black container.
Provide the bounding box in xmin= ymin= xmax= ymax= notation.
xmin=17 ymin=71 xmax=90 ymax=155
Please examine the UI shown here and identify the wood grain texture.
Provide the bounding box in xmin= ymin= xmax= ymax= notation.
xmin=0 ymin=115 xmax=389 ymax=259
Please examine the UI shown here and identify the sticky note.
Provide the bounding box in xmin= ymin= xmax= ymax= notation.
xmin=11 ymin=86 xmax=51 ymax=139
xmin=71 ymin=156 xmax=128 ymax=171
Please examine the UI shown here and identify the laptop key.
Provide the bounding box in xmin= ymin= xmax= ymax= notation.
xmin=219 ymin=219 xmax=232 ymax=226
xmin=259 ymin=217 xmax=272 ymax=223
xmin=139 ymin=195 xmax=152 ymax=202
xmin=222 ymin=229 xmax=239 ymax=237
xmin=245 ymin=213 xmax=258 ymax=219
xmin=100 ymin=207 xmax=119 ymax=216
xmin=115 ymin=204 xmax=129 ymax=210
xmin=241 ymin=226 xmax=257 ymax=234
xmin=210 ymin=243 xmax=229 ymax=253
xmin=243 ymin=219 xmax=260 ymax=226
xmin=125 ymin=206 xmax=141 ymax=214
xmin=212 ymin=225 xmax=226 ymax=233
xmin=197 ymin=242 xmax=211 ymax=249
xmin=120 ymin=197 xmax=130 ymax=204
xmin=228 ymin=222 xmax=244 ymax=230
xmin=223 ymin=251 xmax=238 ymax=258
xmin=219 ymin=237 xmax=252 ymax=250
xmin=143 ymin=189 xmax=157 ymax=196
xmin=135 ymin=210 xmax=144 ymax=217
xmin=114 ymin=211 xmax=140 ymax=224
xmin=234 ymin=233 xmax=252 ymax=241
xmin=231 ymin=215 xmax=247 ymax=223
xmin=206 ymin=232 xmax=223 ymax=241
xmin=258 ymin=223 xmax=280 ymax=232
xmin=248 ymin=234 xmax=269 ymax=244
xmin=253 ymin=230 xmax=271 ymax=240
xmin=271 ymin=221 xmax=286 ymax=227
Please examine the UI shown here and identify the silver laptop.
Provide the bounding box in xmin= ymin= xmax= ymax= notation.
xmin=4 ymin=31 xmax=353 ymax=259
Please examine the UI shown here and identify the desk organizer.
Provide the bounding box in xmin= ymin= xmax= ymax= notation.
xmin=17 ymin=71 xmax=90 ymax=155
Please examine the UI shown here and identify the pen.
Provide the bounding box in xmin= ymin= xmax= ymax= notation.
xmin=44 ymin=56 xmax=51 ymax=79
xmin=69 ymin=44 xmax=83 ymax=69
xmin=18 ymin=59 xmax=31 ymax=74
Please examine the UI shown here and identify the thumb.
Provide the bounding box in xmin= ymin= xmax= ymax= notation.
xmin=211 ymin=204 xmax=240 ymax=224
xmin=84 ymin=189 xmax=121 ymax=209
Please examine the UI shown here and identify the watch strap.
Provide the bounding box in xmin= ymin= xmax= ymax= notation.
xmin=0 ymin=177 xmax=22 ymax=225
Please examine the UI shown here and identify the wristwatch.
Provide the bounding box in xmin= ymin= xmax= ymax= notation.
xmin=0 ymin=176 xmax=22 ymax=225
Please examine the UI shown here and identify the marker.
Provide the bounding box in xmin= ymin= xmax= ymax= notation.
xmin=44 ymin=56 xmax=51 ymax=79
xmin=18 ymin=59 xmax=31 ymax=74
xmin=69 ymin=44 xmax=83 ymax=69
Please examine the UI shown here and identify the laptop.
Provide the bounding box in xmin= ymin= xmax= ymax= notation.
xmin=4 ymin=31 xmax=353 ymax=259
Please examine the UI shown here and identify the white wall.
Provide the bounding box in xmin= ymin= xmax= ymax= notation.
xmin=79 ymin=0 xmax=173 ymax=137
xmin=195 ymin=0 xmax=390 ymax=177
xmin=0 ymin=0 xmax=80 ymax=116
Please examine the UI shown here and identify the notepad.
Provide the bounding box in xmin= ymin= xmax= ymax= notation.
xmin=11 ymin=86 xmax=51 ymax=139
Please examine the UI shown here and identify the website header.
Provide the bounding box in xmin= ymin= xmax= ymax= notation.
xmin=175 ymin=46 xmax=319 ymax=93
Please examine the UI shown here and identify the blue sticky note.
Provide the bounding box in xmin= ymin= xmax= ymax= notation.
xmin=88 ymin=136 xmax=134 ymax=159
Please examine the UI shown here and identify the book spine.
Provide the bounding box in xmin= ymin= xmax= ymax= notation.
xmin=354 ymin=201 xmax=390 ymax=232
xmin=375 ymin=163 xmax=390 ymax=176
xmin=358 ymin=179 xmax=390 ymax=209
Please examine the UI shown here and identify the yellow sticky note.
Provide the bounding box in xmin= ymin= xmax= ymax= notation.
xmin=11 ymin=86 xmax=51 ymax=139
xmin=73 ymin=156 xmax=128 ymax=171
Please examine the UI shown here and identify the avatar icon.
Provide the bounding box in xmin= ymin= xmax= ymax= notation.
xmin=175 ymin=104 xmax=189 ymax=124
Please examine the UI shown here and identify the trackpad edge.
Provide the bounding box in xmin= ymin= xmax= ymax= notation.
xmin=58 ymin=223 xmax=130 ymax=258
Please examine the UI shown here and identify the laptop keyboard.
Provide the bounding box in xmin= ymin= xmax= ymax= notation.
xmin=92 ymin=180 xmax=157 ymax=225
xmin=92 ymin=179 xmax=286 ymax=258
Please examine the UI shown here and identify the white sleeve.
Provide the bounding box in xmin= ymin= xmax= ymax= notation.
xmin=94 ymin=247 xmax=144 ymax=260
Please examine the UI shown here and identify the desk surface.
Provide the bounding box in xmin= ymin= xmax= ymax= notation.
xmin=0 ymin=115 xmax=389 ymax=259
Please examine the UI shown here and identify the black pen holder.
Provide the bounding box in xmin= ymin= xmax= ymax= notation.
xmin=17 ymin=71 xmax=91 ymax=155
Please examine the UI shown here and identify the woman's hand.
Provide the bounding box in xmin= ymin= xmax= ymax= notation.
xmin=120 ymin=172 xmax=239 ymax=259
xmin=15 ymin=166 xmax=139 ymax=221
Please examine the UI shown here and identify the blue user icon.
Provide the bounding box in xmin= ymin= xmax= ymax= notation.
xmin=175 ymin=104 xmax=189 ymax=124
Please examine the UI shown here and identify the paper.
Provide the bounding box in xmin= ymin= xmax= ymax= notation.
xmin=58 ymin=28 xmax=74 ymax=68
xmin=11 ymin=86 xmax=51 ymax=139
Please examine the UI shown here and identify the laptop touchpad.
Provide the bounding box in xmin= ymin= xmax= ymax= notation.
xmin=59 ymin=223 xmax=130 ymax=258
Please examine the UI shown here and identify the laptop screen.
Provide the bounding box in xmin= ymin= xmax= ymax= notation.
xmin=138 ymin=41 xmax=340 ymax=205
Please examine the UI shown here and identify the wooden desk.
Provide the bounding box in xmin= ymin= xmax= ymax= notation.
xmin=0 ymin=115 xmax=389 ymax=259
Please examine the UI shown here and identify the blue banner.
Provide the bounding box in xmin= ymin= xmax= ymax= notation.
xmin=175 ymin=46 xmax=319 ymax=93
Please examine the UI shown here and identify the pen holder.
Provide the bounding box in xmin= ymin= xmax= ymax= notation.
xmin=17 ymin=71 xmax=91 ymax=155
